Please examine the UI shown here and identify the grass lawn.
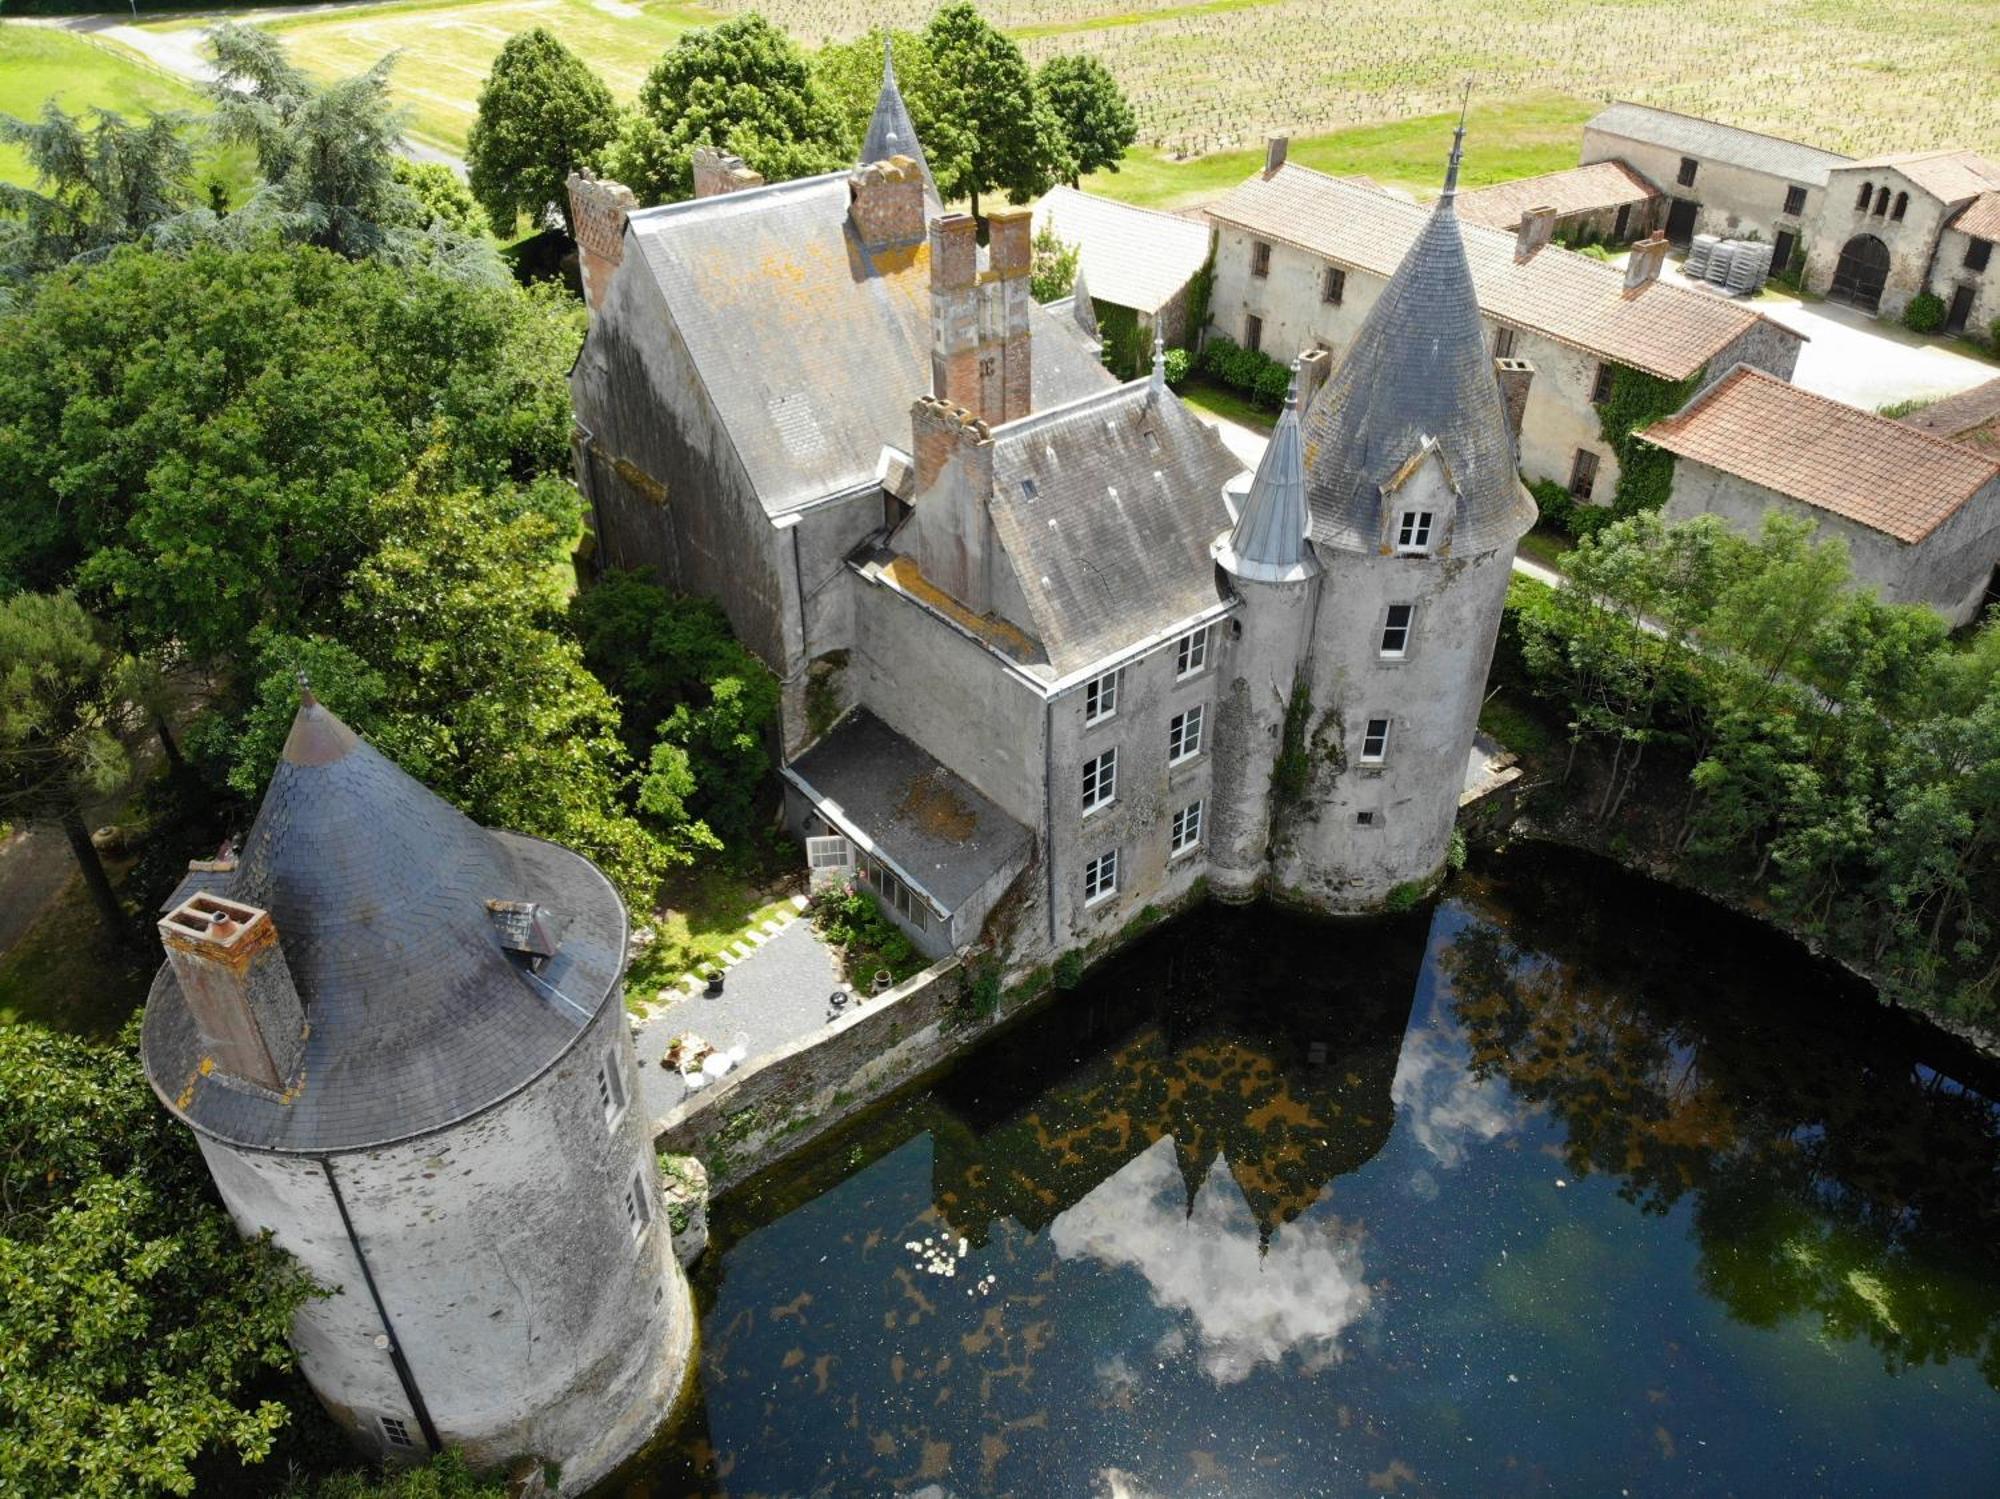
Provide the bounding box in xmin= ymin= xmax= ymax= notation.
xmin=0 ymin=25 xmax=255 ymax=197
xmin=625 ymin=860 xmax=803 ymax=1011
xmin=1081 ymin=91 xmax=1596 ymax=211
xmin=1176 ymin=374 xmax=1274 ymax=434
xmin=0 ymin=865 xmax=155 ymax=1042
xmin=1479 ymin=686 xmax=1559 ymax=760
xmin=1516 ymin=525 xmax=1576 ymax=572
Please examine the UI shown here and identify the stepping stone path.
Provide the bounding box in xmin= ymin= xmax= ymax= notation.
xmin=636 ymin=900 xmax=811 ymax=1020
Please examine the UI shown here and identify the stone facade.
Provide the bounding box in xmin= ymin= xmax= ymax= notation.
xmin=1808 ymin=159 xmax=2000 ymax=325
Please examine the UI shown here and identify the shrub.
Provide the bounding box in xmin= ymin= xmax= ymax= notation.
xmin=1197 ymin=334 xmax=1292 ymax=411
xmin=1052 ymin=949 xmax=1086 ymax=989
xmin=1163 ymin=346 xmax=1192 ymax=387
xmin=808 ymin=880 xmax=920 ymax=980
xmin=1902 ymin=291 xmax=1946 ymax=334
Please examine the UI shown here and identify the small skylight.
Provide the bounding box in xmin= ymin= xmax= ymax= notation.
xmin=1020 ymin=476 xmax=1038 ymax=501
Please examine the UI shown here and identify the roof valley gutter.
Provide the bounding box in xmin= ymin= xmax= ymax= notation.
xmin=320 ymin=1156 xmax=442 ymax=1455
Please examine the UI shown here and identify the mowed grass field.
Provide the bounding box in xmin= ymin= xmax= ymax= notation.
xmin=0 ymin=25 xmax=255 ymax=194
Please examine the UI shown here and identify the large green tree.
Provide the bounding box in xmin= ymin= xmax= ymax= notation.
xmin=923 ymin=2 xmax=1068 ymax=219
xmin=0 ymin=1023 xmax=315 ymax=1497
xmin=608 ymin=14 xmax=846 ymax=204
xmin=465 ymin=28 xmax=618 ymax=236
xmin=812 ymin=28 xmax=973 ymax=191
xmin=1034 ymin=54 xmax=1136 ymax=185
xmin=0 ymin=102 xmax=197 ymax=281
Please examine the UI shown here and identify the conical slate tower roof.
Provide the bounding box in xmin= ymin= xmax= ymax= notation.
xmin=860 ymin=36 xmax=938 ymax=203
xmin=1299 ymin=128 xmax=1535 ymax=556
xmin=142 ymin=694 xmax=627 ymax=1153
xmin=1069 ymin=262 xmax=1099 ymax=341
xmin=1218 ymin=361 xmax=1314 ymax=581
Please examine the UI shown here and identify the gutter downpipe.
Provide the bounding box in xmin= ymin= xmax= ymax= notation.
xmin=320 ymin=1157 xmax=442 ymax=1455
xmin=1043 ymin=692 xmax=1058 ymax=950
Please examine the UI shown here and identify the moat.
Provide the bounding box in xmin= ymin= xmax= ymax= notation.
xmin=633 ymin=847 xmax=2000 ymax=1496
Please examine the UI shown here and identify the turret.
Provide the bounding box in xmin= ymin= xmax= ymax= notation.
xmin=1270 ymin=113 xmax=1536 ymax=908
xmin=860 ymin=36 xmax=938 ymax=208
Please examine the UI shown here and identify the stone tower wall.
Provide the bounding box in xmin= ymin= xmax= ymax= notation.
xmin=192 ymin=995 xmax=690 ymax=1491
xmin=1207 ymin=571 xmax=1318 ymax=900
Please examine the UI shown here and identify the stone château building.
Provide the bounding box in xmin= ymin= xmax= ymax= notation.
xmin=141 ymin=693 xmax=690 ymax=1488
xmin=567 ymin=49 xmax=1531 ymax=964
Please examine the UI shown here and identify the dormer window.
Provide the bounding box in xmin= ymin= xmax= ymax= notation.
xmin=1395 ymin=510 xmax=1434 ymax=554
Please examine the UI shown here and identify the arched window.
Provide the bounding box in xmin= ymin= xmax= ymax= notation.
xmin=1892 ymin=191 xmax=1908 ymax=221
xmin=1873 ymin=186 xmax=1891 ymax=216
xmin=1856 ymin=181 xmax=1873 ymax=210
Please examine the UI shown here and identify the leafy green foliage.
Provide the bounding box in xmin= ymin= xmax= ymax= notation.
xmin=1901 ymin=290 xmax=1946 ymax=334
xmin=279 ymin=1450 xmax=510 ymax=1499
xmin=0 ymin=1023 xmax=316 ymax=1497
xmin=609 ymin=14 xmax=845 ymax=205
xmin=808 ymin=878 xmax=919 ymax=981
xmin=0 ymin=101 xmax=196 ymax=280
xmin=1035 ymin=54 xmax=1136 ymax=185
xmin=1595 ymin=362 xmax=1702 ymax=515
xmin=390 ymin=158 xmax=484 ymax=237
xmin=1527 ymin=476 xmax=1613 ymax=541
xmin=812 ymin=28 xmax=973 ymax=193
xmin=922 ymin=2 xmax=1066 ymax=217
xmin=466 ymin=28 xmax=617 ymax=236
xmin=1163 ymin=346 xmax=1191 ymax=387
xmin=1198 ymin=333 xmax=1292 ymax=410
xmin=1029 ymin=220 xmax=1079 ymax=302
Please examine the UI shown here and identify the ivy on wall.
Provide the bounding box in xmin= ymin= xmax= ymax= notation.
xmin=1097 ymin=301 xmax=1143 ymax=378
xmin=1599 ymin=363 xmax=1704 ymax=516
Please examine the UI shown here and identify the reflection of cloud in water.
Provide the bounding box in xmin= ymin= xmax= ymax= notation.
xmin=1049 ymin=1137 xmax=1370 ymax=1383
xmin=1391 ymin=1009 xmax=1519 ymax=1167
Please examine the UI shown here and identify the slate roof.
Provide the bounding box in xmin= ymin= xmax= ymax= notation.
xmin=985 ymin=381 xmax=1238 ymax=673
xmin=1846 ymin=148 xmax=2000 ymax=206
xmin=1032 ymin=186 xmax=1214 ymax=314
xmin=1900 ymin=376 xmax=2000 ymax=455
xmin=1584 ymin=101 xmax=1850 ymax=185
xmin=1453 ymin=161 xmax=1659 ymax=231
xmin=784 ymin=708 xmax=1031 ymax=914
xmin=860 ymin=38 xmax=937 ymax=203
xmin=626 ymin=173 xmax=1115 ymax=515
xmin=1298 ymin=189 xmax=1536 ymax=556
xmin=1217 ymin=366 xmax=1312 ymax=581
xmin=1206 ymin=164 xmax=1792 ymax=380
xmin=141 ymin=700 xmax=626 ymax=1153
xmin=1641 ymin=365 xmax=2000 ymax=544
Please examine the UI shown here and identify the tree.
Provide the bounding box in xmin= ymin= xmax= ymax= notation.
xmin=811 ymin=28 xmax=974 ymax=192
xmin=0 ymin=102 xmax=197 ymax=280
xmin=1030 ymin=221 xmax=1080 ymax=302
xmin=0 ymin=1023 xmax=316 ymax=1497
xmin=0 ymin=592 xmax=139 ymax=933
xmin=923 ymin=2 xmax=1067 ymax=220
xmin=607 ymin=15 xmax=845 ymax=204
xmin=391 ymin=158 xmax=484 ymax=237
xmin=1035 ymin=54 xmax=1136 ymax=185
xmin=465 ymin=28 xmax=618 ymax=236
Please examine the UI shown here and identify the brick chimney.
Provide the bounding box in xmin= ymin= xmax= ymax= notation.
xmin=691 ymin=144 xmax=764 ymax=199
xmin=1515 ymin=204 xmax=1558 ymax=261
xmin=566 ymin=170 xmax=637 ymax=310
xmin=929 ymin=210 xmax=1032 ymax=426
xmin=1264 ymin=135 xmax=1289 ymax=177
xmin=849 ymin=155 xmax=926 ymax=249
xmin=1624 ymin=232 xmax=1669 ymax=292
xmin=158 ymin=893 xmax=307 ymax=1094
xmin=1494 ymin=357 xmax=1536 ymax=445
xmin=911 ymin=394 xmax=993 ymax=494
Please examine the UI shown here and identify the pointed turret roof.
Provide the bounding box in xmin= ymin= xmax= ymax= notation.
xmin=1069 ymin=262 xmax=1099 ymax=341
xmin=860 ymin=36 xmax=937 ymax=204
xmin=1299 ymin=122 xmax=1536 ymax=556
xmin=142 ymin=696 xmax=628 ymax=1153
xmin=1217 ymin=361 xmax=1314 ymax=582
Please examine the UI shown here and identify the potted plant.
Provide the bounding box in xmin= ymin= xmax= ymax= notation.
xmin=871 ymin=968 xmax=894 ymax=996
xmin=702 ymin=964 xmax=724 ymax=998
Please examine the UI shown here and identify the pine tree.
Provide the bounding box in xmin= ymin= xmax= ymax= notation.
xmin=0 ymin=102 xmax=197 ymax=277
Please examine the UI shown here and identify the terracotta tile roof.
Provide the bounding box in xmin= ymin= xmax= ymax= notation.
xmin=1845 ymin=149 xmax=2000 ymax=206
xmin=1642 ymin=366 xmax=2000 ymax=543
xmin=1205 ymin=165 xmax=1794 ymax=380
xmin=1454 ymin=162 xmax=1659 ymax=232
xmin=1900 ymin=376 xmax=2000 ymax=456
xmin=1585 ymin=102 xmax=1849 ymax=185
xmin=1032 ymin=187 xmax=1214 ymax=315
xmin=1952 ymin=190 xmax=2000 ymax=241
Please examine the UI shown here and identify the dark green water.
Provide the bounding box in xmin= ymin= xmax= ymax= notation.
xmin=633 ymin=848 xmax=2000 ymax=1497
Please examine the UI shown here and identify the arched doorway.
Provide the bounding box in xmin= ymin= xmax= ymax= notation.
xmin=1828 ymin=234 xmax=1891 ymax=312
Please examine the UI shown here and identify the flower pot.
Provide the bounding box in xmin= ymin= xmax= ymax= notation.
xmin=704 ymin=972 xmax=724 ymax=998
xmin=871 ymin=969 xmax=894 ymax=995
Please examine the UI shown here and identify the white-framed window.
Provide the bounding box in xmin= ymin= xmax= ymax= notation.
xmin=1395 ymin=510 xmax=1434 ymax=554
xmin=379 ymin=1415 xmax=415 ymax=1450
xmin=863 ymin=855 xmax=924 ymax=927
xmin=596 ymin=1049 xmax=627 ymax=1131
xmin=1380 ymin=603 xmax=1414 ymax=658
xmin=1084 ymin=850 xmax=1119 ymax=906
xmin=1084 ymin=668 xmax=1120 ymax=725
xmin=1168 ymin=704 xmax=1205 ymax=764
xmin=624 ymin=1168 xmax=653 ymax=1242
xmin=1360 ymin=717 xmax=1391 ymax=764
xmin=1175 ymin=625 xmax=1211 ymax=679
xmin=1082 ymin=748 xmax=1117 ymax=813
xmin=1170 ymin=800 xmax=1204 ymax=857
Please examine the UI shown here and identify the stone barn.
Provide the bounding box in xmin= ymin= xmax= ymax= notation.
xmin=1644 ymin=365 xmax=2000 ymax=626
xmin=1453 ymin=160 xmax=1661 ymax=247
xmin=1901 ymin=375 xmax=2000 ymax=456
xmin=1808 ymin=151 xmax=2000 ymax=327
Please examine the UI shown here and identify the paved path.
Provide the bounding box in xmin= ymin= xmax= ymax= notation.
xmin=632 ymin=917 xmax=844 ymax=1123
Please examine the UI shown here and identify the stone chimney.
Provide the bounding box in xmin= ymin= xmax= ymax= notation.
xmin=691 ymin=145 xmax=764 ymax=199
xmin=929 ymin=209 xmax=1032 ymax=426
xmin=911 ymin=394 xmax=993 ymax=494
xmin=1624 ymin=232 xmax=1669 ymax=292
xmin=1264 ymin=135 xmax=1289 ymax=177
xmin=566 ymin=170 xmax=637 ymax=311
xmin=1494 ymin=357 xmax=1536 ymax=444
xmin=849 ymin=155 xmax=927 ymax=250
xmin=158 ymin=893 xmax=307 ymax=1094
xmin=1515 ymin=204 xmax=1557 ymax=261
xmin=1296 ymin=345 xmax=1332 ymax=409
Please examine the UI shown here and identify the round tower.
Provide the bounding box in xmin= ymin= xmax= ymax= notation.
xmin=1271 ymin=122 xmax=1537 ymax=909
xmin=1210 ymin=363 xmax=1319 ymax=901
xmin=141 ymin=695 xmax=691 ymax=1489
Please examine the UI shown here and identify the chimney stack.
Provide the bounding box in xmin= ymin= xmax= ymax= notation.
xmin=158 ymin=893 xmax=307 ymax=1094
xmin=566 ymin=170 xmax=637 ymax=310
xmin=691 ymin=145 xmax=764 ymax=199
xmin=928 ymin=210 xmax=1032 ymax=426
xmin=910 ymin=394 xmax=993 ymax=495
xmin=1296 ymin=345 xmax=1332 ymax=409
xmin=1515 ymin=204 xmax=1558 ymax=261
xmin=1624 ymin=232 xmax=1669 ymax=292
xmin=1494 ymin=357 xmax=1536 ymax=446
xmin=1264 ymin=135 xmax=1289 ymax=177
xmin=849 ymin=155 xmax=926 ymax=249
